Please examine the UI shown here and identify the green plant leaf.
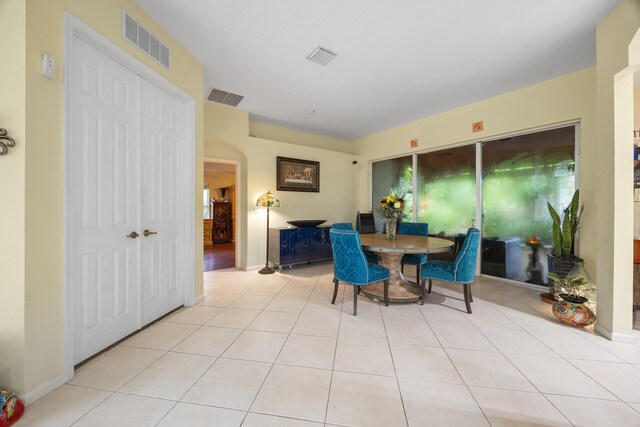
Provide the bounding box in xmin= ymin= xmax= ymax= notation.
xmin=548 ymin=202 xmax=562 ymax=256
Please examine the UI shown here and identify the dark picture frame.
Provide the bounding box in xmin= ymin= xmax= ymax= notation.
xmin=276 ymin=156 xmax=320 ymax=192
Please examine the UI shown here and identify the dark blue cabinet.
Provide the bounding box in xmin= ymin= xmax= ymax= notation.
xmin=269 ymin=226 xmax=332 ymax=268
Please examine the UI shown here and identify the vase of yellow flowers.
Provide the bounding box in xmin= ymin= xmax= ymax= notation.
xmin=377 ymin=193 xmax=406 ymax=240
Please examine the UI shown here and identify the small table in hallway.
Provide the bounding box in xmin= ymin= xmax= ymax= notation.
xmin=359 ymin=234 xmax=453 ymax=303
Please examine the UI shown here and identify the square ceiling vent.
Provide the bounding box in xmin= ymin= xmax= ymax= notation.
xmin=306 ymin=47 xmax=337 ymax=66
xmin=206 ymin=88 xmax=244 ymax=107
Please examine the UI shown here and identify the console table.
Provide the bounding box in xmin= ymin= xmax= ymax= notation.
xmin=269 ymin=226 xmax=332 ymax=269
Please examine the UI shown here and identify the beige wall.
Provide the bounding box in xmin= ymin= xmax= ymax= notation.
xmin=4 ymin=0 xmax=205 ymax=398
xmin=249 ymin=120 xmax=354 ymax=154
xmin=595 ymin=0 xmax=640 ymax=340
xmin=0 ymin=0 xmax=27 ymax=396
xmin=205 ymin=103 xmax=361 ymax=269
xmin=205 ymin=173 xmax=236 ymax=200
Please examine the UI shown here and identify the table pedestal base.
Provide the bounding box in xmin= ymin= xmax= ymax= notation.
xmin=360 ymin=252 xmax=422 ymax=303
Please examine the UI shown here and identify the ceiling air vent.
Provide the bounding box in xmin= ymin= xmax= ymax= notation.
xmin=122 ymin=11 xmax=171 ymax=69
xmin=306 ymin=47 xmax=337 ymax=66
xmin=206 ymin=87 xmax=245 ymax=107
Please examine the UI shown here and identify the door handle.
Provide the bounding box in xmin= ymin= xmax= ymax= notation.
xmin=126 ymin=231 xmax=139 ymax=239
xmin=143 ymin=229 xmax=158 ymax=237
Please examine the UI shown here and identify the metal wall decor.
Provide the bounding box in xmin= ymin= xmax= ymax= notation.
xmin=0 ymin=128 xmax=16 ymax=155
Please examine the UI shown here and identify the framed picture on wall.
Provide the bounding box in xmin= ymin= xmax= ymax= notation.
xmin=276 ymin=156 xmax=320 ymax=192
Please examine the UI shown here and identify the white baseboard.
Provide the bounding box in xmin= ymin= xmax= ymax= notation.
xmin=23 ymin=374 xmax=66 ymax=405
xmin=594 ymin=323 xmax=637 ymax=343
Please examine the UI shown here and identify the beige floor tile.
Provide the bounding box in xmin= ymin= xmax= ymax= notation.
xmin=398 ymin=378 xmax=490 ymax=427
xmin=292 ymin=310 xmax=341 ymax=337
xmin=570 ymin=359 xmax=640 ymax=402
xmin=338 ymin=315 xmax=387 ymax=343
xmin=529 ymin=330 xmax=624 ymax=362
xmin=172 ymin=325 xmax=242 ymax=356
xmin=461 ymin=303 xmax=521 ymax=330
xmin=390 ymin=344 xmax=463 ymax=384
xmin=507 ymin=354 xmax=616 ymax=399
xmin=222 ymin=330 xmax=288 ymax=362
xmin=264 ymin=295 xmax=308 ymax=313
xmin=429 ymin=322 xmax=497 ymax=351
xmin=276 ymin=334 xmax=337 ymax=369
xmin=629 ymin=402 xmax=640 ymax=413
xmin=418 ymin=300 xmax=467 ymax=324
xmin=70 ymin=346 xmax=164 ymax=391
xmin=248 ymin=310 xmax=299 ymax=333
xmin=481 ymin=328 xmax=556 ymax=356
xmin=580 ymin=332 xmax=640 ymax=364
xmin=73 ymin=392 xmax=175 ymax=427
xmin=381 ymin=304 xmax=425 ymax=323
xmin=251 ymin=365 xmax=331 ymax=422
xmin=122 ymin=322 xmax=199 ymax=351
xmin=245 ymin=284 xmax=285 ymax=296
xmin=120 ymin=352 xmax=215 ymax=400
xmin=205 ymin=307 xmax=261 ymax=329
xmin=545 ymin=394 xmax=640 ymax=427
xmin=469 ymin=387 xmax=571 ymax=427
xmin=384 ymin=319 xmax=440 ymax=346
xmin=242 ymin=413 xmax=322 ymax=426
xmin=230 ymin=294 xmax=274 ymax=310
xmin=181 ymin=357 xmax=271 ymax=410
xmin=17 ymin=385 xmax=111 ymax=427
xmin=201 ymin=291 xmax=244 ymax=307
xmin=447 ymin=348 xmax=536 ymax=391
xmin=157 ymin=402 xmax=245 ymax=426
xmin=326 ymin=371 xmax=407 ymax=427
xmin=164 ymin=305 xmax=225 ymax=325
xmin=334 ymin=339 xmax=395 ymax=376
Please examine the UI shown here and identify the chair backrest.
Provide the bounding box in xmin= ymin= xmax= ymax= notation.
xmin=332 ymin=223 xmax=353 ymax=230
xmin=453 ymin=228 xmax=481 ymax=283
xmin=329 ymin=229 xmax=369 ymax=284
xmin=398 ymin=222 xmax=428 ymax=237
xmin=356 ymin=212 xmax=375 ymax=234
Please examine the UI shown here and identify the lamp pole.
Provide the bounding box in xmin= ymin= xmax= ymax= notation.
xmin=259 ymin=205 xmax=275 ymax=274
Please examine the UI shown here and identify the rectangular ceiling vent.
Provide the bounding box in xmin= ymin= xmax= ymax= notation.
xmin=206 ymin=87 xmax=245 ymax=107
xmin=122 ymin=11 xmax=171 ymax=69
xmin=306 ymin=46 xmax=337 ymax=66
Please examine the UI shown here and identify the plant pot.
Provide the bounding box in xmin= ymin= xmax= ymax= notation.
xmin=559 ymin=293 xmax=588 ymax=304
xmin=552 ymin=298 xmax=596 ymax=327
xmin=546 ymin=254 xmax=583 ymax=300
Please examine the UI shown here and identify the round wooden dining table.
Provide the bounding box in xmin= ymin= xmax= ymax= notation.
xmin=359 ymin=234 xmax=454 ymax=303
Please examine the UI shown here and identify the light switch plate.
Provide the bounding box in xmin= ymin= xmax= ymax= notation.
xmin=41 ymin=54 xmax=56 ymax=79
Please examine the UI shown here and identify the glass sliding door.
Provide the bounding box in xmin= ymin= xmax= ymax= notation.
xmin=372 ymin=156 xmax=413 ymax=233
xmin=481 ymin=126 xmax=576 ymax=285
xmin=416 ymin=145 xmax=476 ymax=237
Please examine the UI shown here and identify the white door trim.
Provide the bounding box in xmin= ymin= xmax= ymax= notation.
xmin=63 ymin=13 xmax=196 ymax=381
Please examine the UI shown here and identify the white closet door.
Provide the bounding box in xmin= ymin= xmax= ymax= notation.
xmin=71 ymin=38 xmax=140 ymax=363
xmin=139 ymin=79 xmax=185 ymax=325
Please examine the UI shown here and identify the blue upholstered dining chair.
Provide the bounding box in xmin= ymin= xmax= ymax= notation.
xmin=332 ymin=223 xmax=379 ymax=264
xmin=420 ymin=228 xmax=481 ymax=313
xmin=329 ymin=229 xmax=390 ymax=315
xmin=398 ymin=222 xmax=429 ymax=281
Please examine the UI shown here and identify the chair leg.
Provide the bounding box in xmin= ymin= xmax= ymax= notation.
xmin=383 ymin=279 xmax=389 ymax=307
xmin=331 ymin=278 xmax=339 ymax=305
xmin=353 ymin=285 xmax=358 ymax=316
xmin=428 ymin=279 xmax=433 ymax=294
xmin=463 ymin=284 xmax=472 ymax=314
xmin=416 ymin=265 xmax=421 ymax=285
xmin=420 ymin=278 xmax=426 ymax=305
xmin=469 ymin=283 xmax=473 ymax=302
xmin=401 ymin=264 xmax=404 ymax=275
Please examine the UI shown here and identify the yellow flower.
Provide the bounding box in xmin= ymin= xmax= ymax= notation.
xmin=394 ymin=201 xmax=401 ymax=209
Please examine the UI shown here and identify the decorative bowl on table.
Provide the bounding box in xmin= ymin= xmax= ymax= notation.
xmin=286 ymin=220 xmax=326 ymax=228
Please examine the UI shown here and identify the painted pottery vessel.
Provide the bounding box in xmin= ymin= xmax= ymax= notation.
xmin=552 ymin=300 xmax=596 ymax=327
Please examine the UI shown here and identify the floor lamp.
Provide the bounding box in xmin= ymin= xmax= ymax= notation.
xmin=256 ymin=190 xmax=280 ymax=274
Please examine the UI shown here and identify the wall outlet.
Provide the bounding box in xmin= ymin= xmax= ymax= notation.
xmin=41 ymin=54 xmax=56 ymax=79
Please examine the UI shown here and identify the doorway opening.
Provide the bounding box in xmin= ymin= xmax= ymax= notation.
xmin=204 ymin=161 xmax=236 ymax=271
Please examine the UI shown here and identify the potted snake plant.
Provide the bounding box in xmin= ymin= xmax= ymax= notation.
xmin=546 ymin=189 xmax=583 ymax=300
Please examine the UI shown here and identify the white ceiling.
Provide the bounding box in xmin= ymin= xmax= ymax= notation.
xmin=135 ymin=0 xmax=619 ymax=141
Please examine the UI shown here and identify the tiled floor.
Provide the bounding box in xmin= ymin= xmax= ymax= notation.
xmin=19 ymin=263 xmax=640 ymax=426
